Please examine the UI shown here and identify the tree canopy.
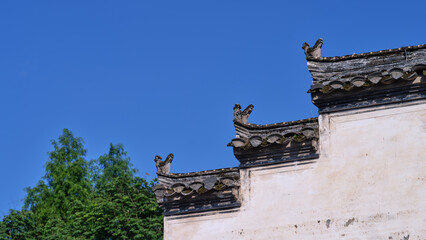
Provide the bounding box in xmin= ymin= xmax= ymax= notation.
xmin=0 ymin=129 xmax=163 ymax=240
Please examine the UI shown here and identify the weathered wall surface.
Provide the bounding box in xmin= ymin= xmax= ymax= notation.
xmin=164 ymin=101 xmax=426 ymax=240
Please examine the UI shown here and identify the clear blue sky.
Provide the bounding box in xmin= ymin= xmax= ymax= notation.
xmin=1 ymin=1 xmax=425 ymax=217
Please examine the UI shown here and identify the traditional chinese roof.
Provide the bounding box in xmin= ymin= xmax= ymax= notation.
xmin=153 ymin=166 xmax=240 ymax=216
xmin=303 ymin=39 xmax=426 ymax=113
xmin=154 ymin=40 xmax=425 ymax=217
xmin=230 ymin=117 xmax=318 ymax=148
xmin=228 ymin=105 xmax=319 ymax=167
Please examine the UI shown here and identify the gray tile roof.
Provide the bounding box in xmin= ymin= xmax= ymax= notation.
xmin=154 ymin=164 xmax=240 ymax=216
xmin=229 ymin=105 xmax=319 ymax=167
xmin=304 ymin=40 xmax=426 ymax=94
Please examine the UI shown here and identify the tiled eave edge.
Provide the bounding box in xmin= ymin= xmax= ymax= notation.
xmin=311 ymin=75 xmax=426 ymax=113
xmin=154 ymin=168 xmax=240 ymax=216
xmin=309 ymin=66 xmax=426 ymax=94
xmin=229 ymin=118 xmax=319 ymax=168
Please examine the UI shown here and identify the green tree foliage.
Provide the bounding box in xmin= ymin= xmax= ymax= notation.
xmin=0 ymin=129 xmax=163 ymax=240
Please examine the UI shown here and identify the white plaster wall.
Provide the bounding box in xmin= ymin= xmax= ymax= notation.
xmin=164 ymin=101 xmax=426 ymax=240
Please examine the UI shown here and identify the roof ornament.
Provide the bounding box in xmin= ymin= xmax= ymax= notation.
xmin=155 ymin=153 xmax=174 ymax=174
xmin=233 ymin=104 xmax=254 ymax=124
xmin=302 ymin=38 xmax=323 ymax=59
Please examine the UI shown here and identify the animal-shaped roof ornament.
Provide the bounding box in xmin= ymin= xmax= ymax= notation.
xmin=233 ymin=104 xmax=254 ymax=124
xmin=302 ymin=38 xmax=323 ymax=59
xmin=154 ymin=153 xmax=174 ymax=174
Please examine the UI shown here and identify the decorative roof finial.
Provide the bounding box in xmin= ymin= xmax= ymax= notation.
xmin=233 ymin=104 xmax=254 ymax=124
xmin=302 ymin=38 xmax=323 ymax=59
xmin=154 ymin=153 xmax=174 ymax=174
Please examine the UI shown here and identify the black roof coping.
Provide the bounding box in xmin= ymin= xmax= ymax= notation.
xmin=308 ymin=44 xmax=426 ymax=62
xmin=157 ymin=167 xmax=239 ymax=178
xmin=233 ymin=117 xmax=318 ymax=130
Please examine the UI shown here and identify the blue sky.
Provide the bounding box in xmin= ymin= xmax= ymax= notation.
xmin=1 ymin=1 xmax=425 ymax=217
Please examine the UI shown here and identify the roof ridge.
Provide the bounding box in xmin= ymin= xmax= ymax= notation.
xmin=158 ymin=167 xmax=239 ymax=178
xmin=307 ymin=44 xmax=426 ymax=62
xmin=233 ymin=117 xmax=318 ymax=130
